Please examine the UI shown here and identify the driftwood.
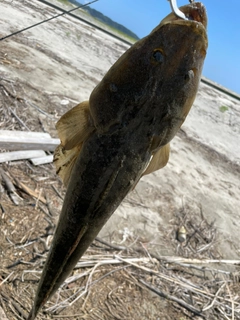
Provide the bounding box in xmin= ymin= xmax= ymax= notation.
xmin=0 ymin=150 xmax=46 ymax=163
xmin=0 ymin=130 xmax=60 ymax=151
xmin=30 ymin=155 xmax=54 ymax=166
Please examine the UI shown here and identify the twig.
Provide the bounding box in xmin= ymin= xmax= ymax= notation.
xmin=0 ymin=291 xmax=28 ymax=320
xmin=0 ymin=169 xmax=16 ymax=193
xmin=169 ymin=262 xmax=232 ymax=275
xmin=62 ymin=270 xmax=92 ymax=287
xmin=9 ymin=107 xmax=30 ymax=131
xmin=1 ymin=83 xmax=56 ymax=118
xmin=0 ymin=83 xmax=22 ymax=100
xmin=35 ymin=187 xmax=43 ymax=210
xmin=25 ymin=100 xmax=55 ymax=118
xmin=51 ymin=184 xmax=64 ymax=200
xmin=38 ymin=204 xmax=53 ymax=220
xmin=0 ymin=168 xmax=22 ymax=205
xmin=140 ymin=241 xmax=155 ymax=264
xmin=202 ymin=282 xmax=226 ymax=311
xmin=9 ymin=299 xmax=28 ymax=320
xmin=114 ymin=255 xmax=239 ymax=305
xmin=47 ymin=264 xmax=130 ymax=313
xmin=6 ymin=260 xmax=34 ymax=269
xmin=52 ymin=314 xmax=89 ymax=318
xmin=45 ymin=193 xmax=55 ymax=216
xmin=8 ymin=304 xmax=23 ymax=320
xmin=95 ymin=237 xmax=128 ymax=251
xmin=75 ymin=256 xmax=152 ymax=269
xmin=156 ymin=256 xmax=240 ymax=265
xmin=70 ymin=264 xmax=101 ymax=308
xmin=16 ymin=240 xmax=37 ymax=249
xmin=224 ymin=275 xmax=235 ymax=320
xmin=0 ymin=306 xmax=8 ymax=320
xmin=139 ymin=279 xmax=204 ymax=317
xmin=14 ymin=178 xmax=46 ymax=204
xmin=0 ymin=271 xmax=14 ymax=286
xmin=0 ymin=77 xmax=15 ymax=83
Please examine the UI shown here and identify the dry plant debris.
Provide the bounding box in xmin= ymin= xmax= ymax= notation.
xmin=0 ymin=170 xmax=240 ymax=320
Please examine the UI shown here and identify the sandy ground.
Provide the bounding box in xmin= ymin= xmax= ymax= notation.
xmin=0 ymin=0 xmax=240 ymax=319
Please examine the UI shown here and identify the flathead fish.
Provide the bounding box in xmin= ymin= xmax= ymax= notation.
xmin=28 ymin=2 xmax=207 ymax=319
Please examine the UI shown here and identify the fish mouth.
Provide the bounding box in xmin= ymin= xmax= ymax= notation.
xmin=161 ymin=2 xmax=207 ymax=29
xmin=159 ymin=2 xmax=208 ymax=49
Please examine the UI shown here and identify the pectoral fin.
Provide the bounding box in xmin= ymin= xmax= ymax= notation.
xmin=142 ymin=143 xmax=170 ymax=177
xmin=56 ymin=100 xmax=94 ymax=150
xmin=54 ymin=101 xmax=95 ymax=186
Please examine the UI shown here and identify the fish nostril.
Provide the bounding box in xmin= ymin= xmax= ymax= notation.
xmin=153 ymin=50 xmax=164 ymax=63
xmin=184 ymin=69 xmax=195 ymax=81
xmin=109 ymin=83 xmax=118 ymax=92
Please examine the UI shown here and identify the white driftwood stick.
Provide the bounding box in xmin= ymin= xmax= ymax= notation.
xmin=0 ymin=150 xmax=46 ymax=163
xmin=0 ymin=130 xmax=60 ymax=151
xmin=157 ymin=256 xmax=240 ymax=265
xmin=0 ymin=130 xmax=51 ymax=139
xmin=30 ymin=155 xmax=54 ymax=166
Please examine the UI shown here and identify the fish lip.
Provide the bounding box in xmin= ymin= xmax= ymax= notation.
xmin=166 ymin=18 xmax=207 ymax=42
xmin=159 ymin=2 xmax=208 ymax=47
xmin=161 ymin=2 xmax=207 ymax=29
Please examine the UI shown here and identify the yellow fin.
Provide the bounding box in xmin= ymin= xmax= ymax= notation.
xmin=56 ymin=100 xmax=94 ymax=150
xmin=131 ymin=143 xmax=170 ymax=191
xmin=142 ymin=143 xmax=170 ymax=177
xmin=54 ymin=144 xmax=82 ymax=187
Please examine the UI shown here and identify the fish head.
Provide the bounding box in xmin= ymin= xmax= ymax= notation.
xmin=90 ymin=2 xmax=208 ymax=137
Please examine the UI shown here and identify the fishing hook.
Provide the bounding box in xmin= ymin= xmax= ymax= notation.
xmin=168 ymin=0 xmax=188 ymax=20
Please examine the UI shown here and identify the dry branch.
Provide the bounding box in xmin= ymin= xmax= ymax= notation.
xmin=30 ymin=155 xmax=53 ymax=166
xmin=156 ymin=256 xmax=240 ymax=265
xmin=0 ymin=150 xmax=46 ymax=163
xmin=0 ymin=130 xmax=60 ymax=151
xmin=14 ymin=178 xmax=47 ymax=204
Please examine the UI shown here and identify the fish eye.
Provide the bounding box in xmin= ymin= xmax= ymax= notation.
xmin=152 ymin=49 xmax=164 ymax=63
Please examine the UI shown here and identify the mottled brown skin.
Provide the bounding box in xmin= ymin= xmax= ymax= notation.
xmin=90 ymin=3 xmax=207 ymax=141
xmin=28 ymin=3 xmax=208 ymax=319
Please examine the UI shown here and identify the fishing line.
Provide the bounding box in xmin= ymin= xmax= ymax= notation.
xmin=0 ymin=0 xmax=99 ymax=41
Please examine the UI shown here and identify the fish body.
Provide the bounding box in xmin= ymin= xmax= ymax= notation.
xmin=28 ymin=2 xmax=207 ymax=319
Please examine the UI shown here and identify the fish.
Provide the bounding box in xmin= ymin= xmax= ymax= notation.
xmin=28 ymin=2 xmax=208 ymax=319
